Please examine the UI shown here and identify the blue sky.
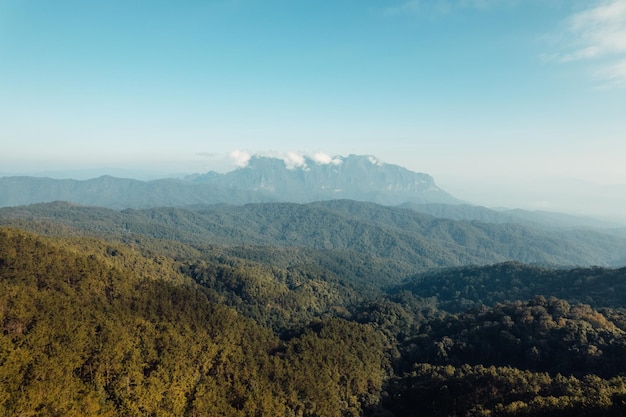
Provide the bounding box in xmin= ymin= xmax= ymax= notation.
xmin=1 ymin=0 xmax=626 ymax=220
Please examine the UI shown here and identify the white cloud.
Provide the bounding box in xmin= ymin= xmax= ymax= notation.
xmin=228 ymin=150 xmax=346 ymax=170
xmin=312 ymin=152 xmax=333 ymax=164
xmin=554 ymin=0 xmax=626 ymax=87
xmin=229 ymin=150 xmax=251 ymax=167
xmin=569 ymin=0 xmax=626 ymax=30
xmin=312 ymin=152 xmax=343 ymax=166
xmin=283 ymin=152 xmax=308 ymax=170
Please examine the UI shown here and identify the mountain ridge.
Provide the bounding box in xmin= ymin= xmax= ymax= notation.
xmin=2 ymin=200 xmax=625 ymax=274
xmin=0 ymin=154 xmax=460 ymax=208
xmin=189 ymin=154 xmax=459 ymax=204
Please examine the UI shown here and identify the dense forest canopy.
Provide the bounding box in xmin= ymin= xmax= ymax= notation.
xmin=2 ymin=200 xmax=626 ymax=416
xmin=0 ymin=228 xmax=388 ymax=416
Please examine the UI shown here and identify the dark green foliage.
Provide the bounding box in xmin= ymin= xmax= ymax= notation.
xmin=397 ymin=261 xmax=626 ymax=312
xmin=399 ymin=297 xmax=626 ymax=377
xmin=381 ymin=364 xmax=626 ymax=417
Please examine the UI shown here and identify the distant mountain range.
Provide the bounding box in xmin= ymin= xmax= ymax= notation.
xmin=2 ymin=154 xmax=624 ymax=231
xmin=0 ymin=154 xmax=460 ymax=208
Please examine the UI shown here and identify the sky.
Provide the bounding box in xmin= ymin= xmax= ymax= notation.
xmin=1 ymin=0 xmax=626 ymax=221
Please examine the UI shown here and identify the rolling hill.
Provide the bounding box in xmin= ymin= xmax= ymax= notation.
xmin=2 ymin=200 xmax=625 ymax=276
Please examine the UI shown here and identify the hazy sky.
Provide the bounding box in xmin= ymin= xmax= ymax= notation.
xmin=1 ymin=1 xmax=626 ymax=220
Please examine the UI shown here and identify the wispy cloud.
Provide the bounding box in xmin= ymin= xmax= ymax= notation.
xmin=552 ymin=0 xmax=626 ymax=88
xmin=196 ymin=152 xmax=218 ymax=158
xmin=599 ymin=58 xmax=626 ymax=87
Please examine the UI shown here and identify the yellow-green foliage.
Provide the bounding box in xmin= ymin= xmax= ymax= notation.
xmin=0 ymin=228 xmax=388 ymax=417
xmin=6 ymin=224 xmax=626 ymax=417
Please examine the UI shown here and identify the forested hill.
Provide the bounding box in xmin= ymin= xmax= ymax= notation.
xmin=6 ymin=227 xmax=626 ymax=416
xmin=0 ymin=228 xmax=389 ymax=416
xmin=395 ymin=261 xmax=626 ymax=312
xmin=2 ymin=200 xmax=626 ymax=272
xmin=400 ymin=202 xmax=624 ymax=230
xmin=5 ymin=179 xmax=626 ymax=415
xmin=0 ymin=175 xmax=270 ymax=209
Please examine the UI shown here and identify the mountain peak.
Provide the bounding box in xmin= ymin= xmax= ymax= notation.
xmin=193 ymin=154 xmax=460 ymax=205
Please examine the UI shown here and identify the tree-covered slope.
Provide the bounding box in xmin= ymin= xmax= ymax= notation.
xmin=0 ymin=228 xmax=389 ymax=417
xmin=400 ymin=202 xmax=624 ymax=229
xmin=400 ymin=297 xmax=626 ymax=377
xmin=5 ymin=226 xmax=626 ymax=416
xmin=382 ymin=363 xmax=626 ymax=417
xmin=395 ymin=262 xmax=626 ymax=312
xmin=2 ymin=201 xmax=626 ymax=277
xmin=378 ymin=297 xmax=626 ymax=417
